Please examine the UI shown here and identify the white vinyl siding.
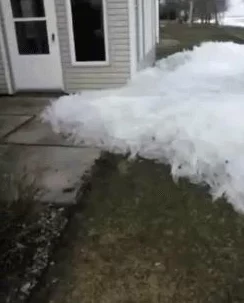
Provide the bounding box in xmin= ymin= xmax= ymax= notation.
xmin=0 ymin=13 xmax=9 ymax=94
xmin=55 ymin=0 xmax=131 ymax=92
xmin=0 ymin=54 xmax=8 ymax=94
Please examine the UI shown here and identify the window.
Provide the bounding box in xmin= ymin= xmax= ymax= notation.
xmin=10 ymin=0 xmax=49 ymax=55
xmin=15 ymin=21 xmax=49 ymax=55
xmin=68 ymin=0 xmax=108 ymax=64
xmin=10 ymin=0 xmax=45 ymax=18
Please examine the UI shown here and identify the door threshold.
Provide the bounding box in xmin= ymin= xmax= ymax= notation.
xmin=11 ymin=91 xmax=68 ymax=98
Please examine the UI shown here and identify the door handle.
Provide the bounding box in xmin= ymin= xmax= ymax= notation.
xmin=51 ymin=33 xmax=55 ymax=42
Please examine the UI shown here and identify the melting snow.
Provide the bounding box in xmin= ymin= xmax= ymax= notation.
xmin=43 ymin=42 xmax=244 ymax=212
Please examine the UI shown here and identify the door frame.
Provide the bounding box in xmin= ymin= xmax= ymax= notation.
xmin=0 ymin=0 xmax=64 ymax=92
xmin=0 ymin=8 xmax=13 ymax=95
xmin=135 ymin=0 xmax=145 ymax=62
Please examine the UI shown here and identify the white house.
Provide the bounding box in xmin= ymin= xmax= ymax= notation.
xmin=0 ymin=0 xmax=159 ymax=95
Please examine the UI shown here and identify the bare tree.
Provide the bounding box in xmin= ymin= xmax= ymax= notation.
xmin=160 ymin=0 xmax=228 ymax=24
xmin=188 ymin=0 xmax=194 ymax=25
xmin=192 ymin=0 xmax=228 ymax=24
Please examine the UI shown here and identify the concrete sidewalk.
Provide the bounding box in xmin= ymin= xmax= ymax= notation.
xmin=0 ymin=96 xmax=100 ymax=204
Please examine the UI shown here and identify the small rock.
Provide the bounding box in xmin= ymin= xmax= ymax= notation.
xmin=164 ymin=229 xmax=173 ymax=236
xmin=155 ymin=262 xmax=161 ymax=267
xmin=16 ymin=242 xmax=26 ymax=250
xmin=208 ymin=268 xmax=213 ymax=274
xmin=21 ymin=282 xmax=31 ymax=294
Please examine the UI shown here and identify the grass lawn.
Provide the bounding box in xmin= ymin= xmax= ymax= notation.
xmin=32 ymin=155 xmax=244 ymax=303
xmin=31 ymin=25 xmax=244 ymax=303
xmin=157 ymin=23 xmax=244 ymax=58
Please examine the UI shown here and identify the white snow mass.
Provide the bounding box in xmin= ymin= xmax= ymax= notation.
xmin=43 ymin=42 xmax=244 ymax=212
xmin=227 ymin=0 xmax=244 ymax=17
xmin=223 ymin=0 xmax=244 ymax=27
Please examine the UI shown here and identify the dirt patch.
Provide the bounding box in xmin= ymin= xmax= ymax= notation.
xmin=0 ymin=164 xmax=70 ymax=303
xmin=30 ymin=153 xmax=244 ymax=303
xmin=0 ymin=201 xmax=68 ymax=303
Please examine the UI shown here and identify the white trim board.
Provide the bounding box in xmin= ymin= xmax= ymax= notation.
xmin=156 ymin=0 xmax=160 ymax=43
xmin=128 ymin=0 xmax=137 ymax=78
xmin=65 ymin=0 xmax=109 ymax=67
xmin=0 ymin=0 xmax=13 ymax=94
xmin=138 ymin=0 xmax=145 ymax=61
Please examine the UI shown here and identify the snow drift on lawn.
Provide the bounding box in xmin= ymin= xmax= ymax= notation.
xmin=223 ymin=0 xmax=244 ymax=27
xmin=227 ymin=0 xmax=244 ymax=18
xmin=43 ymin=42 xmax=244 ymax=212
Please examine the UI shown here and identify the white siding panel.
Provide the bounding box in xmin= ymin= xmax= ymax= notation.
xmin=0 ymin=12 xmax=8 ymax=94
xmin=55 ymin=0 xmax=131 ymax=93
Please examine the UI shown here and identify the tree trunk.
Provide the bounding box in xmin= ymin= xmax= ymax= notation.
xmin=214 ymin=2 xmax=219 ymax=25
xmin=188 ymin=0 xmax=194 ymax=26
xmin=214 ymin=12 xmax=219 ymax=25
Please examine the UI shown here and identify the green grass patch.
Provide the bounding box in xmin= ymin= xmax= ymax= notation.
xmin=34 ymin=154 xmax=244 ymax=303
xmin=30 ymin=25 xmax=244 ymax=303
xmin=157 ymin=24 xmax=244 ymax=59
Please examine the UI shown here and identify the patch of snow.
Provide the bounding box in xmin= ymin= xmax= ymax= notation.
xmin=222 ymin=0 xmax=244 ymax=27
xmin=43 ymin=42 xmax=244 ymax=212
xmin=223 ymin=17 xmax=244 ymax=27
xmin=226 ymin=0 xmax=244 ymax=17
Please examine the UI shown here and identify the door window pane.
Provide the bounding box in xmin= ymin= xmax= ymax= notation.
xmin=15 ymin=21 xmax=49 ymax=54
xmin=10 ymin=0 xmax=45 ymax=18
xmin=70 ymin=0 xmax=106 ymax=62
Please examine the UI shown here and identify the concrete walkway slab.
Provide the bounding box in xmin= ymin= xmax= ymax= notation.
xmin=0 ymin=97 xmax=51 ymax=116
xmin=0 ymin=95 xmax=100 ymax=205
xmin=0 ymin=115 xmax=32 ymax=138
xmin=5 ymin=117 xmax=70 ymax=146
xmin=0 ymin=144 xmax=100 ymax=204
xmin=0 ymin=144 xmax=7 ymax=157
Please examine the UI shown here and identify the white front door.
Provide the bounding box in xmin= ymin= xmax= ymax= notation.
xmin=1 ymin=0 xmax=63 ymax=91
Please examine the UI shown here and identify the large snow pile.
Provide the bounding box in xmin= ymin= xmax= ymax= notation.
xmin=223 ymin=17 xmax=244 ymax=27
xmin=223 ymin=0 xmax=244 ymax=27
xmin=226 ymin=0 xmax=244 ymax=17
xmin=43 ymin=42 xmax=244 ymax=212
